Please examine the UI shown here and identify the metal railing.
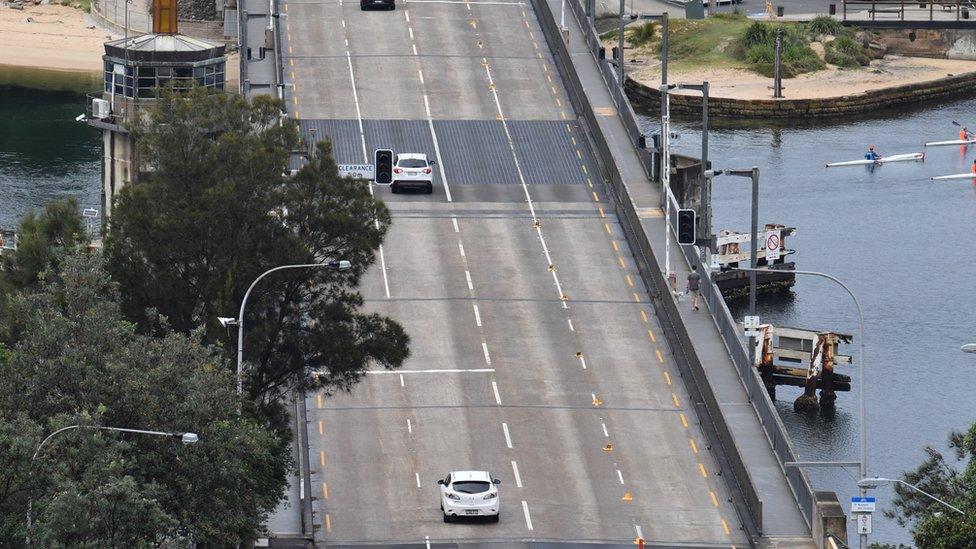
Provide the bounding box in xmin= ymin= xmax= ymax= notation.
xmin=843 ymin=0 xmax=976 ymax=21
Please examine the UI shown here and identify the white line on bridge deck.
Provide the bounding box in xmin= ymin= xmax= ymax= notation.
xmin=366 ymin=368 xmax=496 ymax=374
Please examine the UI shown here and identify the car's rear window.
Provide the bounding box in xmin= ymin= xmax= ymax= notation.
xmin=398 ymin=158 xmax=427 ymax=168
xmin=452 ymin=481 xmax=490 ymax=494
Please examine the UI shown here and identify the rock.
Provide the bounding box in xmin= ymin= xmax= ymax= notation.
xmin=867 ymin=42 xmax=887 ymax=59
xmin=21 ymin=16 xmax=34 ymax=23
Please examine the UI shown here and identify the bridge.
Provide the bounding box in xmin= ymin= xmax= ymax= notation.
xmin=238 ymin=0 xmax=838 ymax=546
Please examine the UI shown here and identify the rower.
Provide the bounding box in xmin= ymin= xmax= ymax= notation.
xmin=971 ymin=159 xmax=976 ymax=174
xmin=864 ymin=145 xmax=881 ymax=161
xmin=961 ymin=127 xmax=974 ymax=140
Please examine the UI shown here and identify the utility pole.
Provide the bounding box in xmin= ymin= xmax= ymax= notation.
xmin=617 ymin=0 xmax=626 ymax=90
xmin=700 ymin=81 xmax=710 ymax=264
xmin=773 ymin=28 xmax=783 ymax=98
xmin=749 ymin=168 xmax=760 ymax=369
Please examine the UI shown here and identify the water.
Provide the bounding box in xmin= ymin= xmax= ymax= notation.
xmin=640 ymin=98 xmax=976 ymax=545
xmin=0 ymin=82 xmax=101 ymax=232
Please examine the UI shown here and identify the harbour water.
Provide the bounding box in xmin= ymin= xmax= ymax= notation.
xmin=0 ymin=81 xmax=101 ymax=233
xmin=641 ymin=97 xmax=976 ymax=545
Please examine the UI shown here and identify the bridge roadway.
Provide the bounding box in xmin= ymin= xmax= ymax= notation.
xmin=280 ymin=0 xmax=749 ymax=546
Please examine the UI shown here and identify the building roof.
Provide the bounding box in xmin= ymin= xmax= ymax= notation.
xmin=104 ymin=33 xmax=226 ymax=64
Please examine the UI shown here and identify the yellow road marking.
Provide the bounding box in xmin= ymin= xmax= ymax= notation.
xmin=655 ymin=349 xmax=664 ymax=363
xmin=640 ymin=310 xmax=649 ymax=323
xmin=556 ymin=97 xmax=562 ymax=107
xmin=647 ymin=328 xmax=656 ymax=342
xmin=690 ymin=439 xmax=698 ymax=454
xmin=560 ymin=111 xmax=567 ymax=119
xmin=325 ymin=514 xmax=332 ymax=533
xmin=699 ymin=463 xmax=708 ymax=477
xmin=598 ymin=206 xmax=605 ymax=218
xmin=587 ymin=179 xmax=593 ymax=188
xmin=591 ymin=191 xmax=599 ymax=202
xmin=322 ymin=482 xmax=329 ymax=499
xmin=582 ymin=165 xmax=588 ymax=174
xmin=671 ymin=393 xmax=680 ymax=407
xmin=565 ymin=123 xmax=572 ymax=133
xmin=611 ymin=241 xmax=619 ymax=251
xmin=290 ymin=70 xmax=296 ymax=80
xmin=318 ymin=420 xmax=323 ymax=435
xmin=546 ymin=74 xmax=552 ymax=82
xmin=284 ymin=2 xmax=288 ymax=10
xmin=289 ymin=45 xmax=294 ymax=54
xmin=319 ymin=451 xmax=325 ymax=467
xmin=618 ymin=257 xmax=626 ymax=268
xmin=626 ymin=274 xmax=634 ymax=287
xmin=663 ymin=371 xmax=672 ymax=385
xmin=710 ymin=491 xmax=720 ymax=507
xmin=679 ymin=413 xmax=689 ymax=427
xmin=571 ymin=137 xmax=577 ymax=145
xmin=721 ymin=518 xmax=731 ymax=535
xmin=533 ymin=41 xmax=539 ymax=50
xmin=604 ymin=223 xmax=612 ymax=235
xmin=576 ymin=150 xmax=583 ymax=160
xmin=289 ymin=58 xmax=294 ymax=67
xmin=317 ymin=394 xmax=323 ymax=408
xmin=632 ymin=293 xmax=640 ymax=302
xmin=293 ymin=96 xmax=299 ymax=105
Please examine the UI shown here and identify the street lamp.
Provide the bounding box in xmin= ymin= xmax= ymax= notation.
xmin=735 ymin=266 xmax=868 ymax=548
xmin=858 ymin=477 xmax=965 ymax=516
xmin=27 ymin=425 xmax=198 ymax=545
xmin=225 ymin=260 xmax=352 ymax=398
xmin=961 ymin=343 xmax=976 ymax=353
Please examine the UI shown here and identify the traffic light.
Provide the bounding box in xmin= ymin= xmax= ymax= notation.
xmin=374 ymin=149 xmax=393 ymax=185
xmin=676 ymin=209 xmax=696 ymax=245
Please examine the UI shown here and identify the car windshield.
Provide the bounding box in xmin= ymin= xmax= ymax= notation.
xmin=452 ymin=481 xmax=490 ymax=494
xmin=398 ymin=158 xmax=427 ymax=168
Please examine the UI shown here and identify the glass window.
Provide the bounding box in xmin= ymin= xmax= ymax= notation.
xmin=451 ymin=481 xmax=490 ymax=494
xmin=397 ymin=158 xmax=428 ymax=168
xmin=138 ymin=67 xmax=155 ymax=77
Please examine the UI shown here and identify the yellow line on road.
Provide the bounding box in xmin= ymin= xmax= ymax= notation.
xmin=591 ymin=191 xmax=599 ymax=202
xmin=318 ymin=420 xmax=323 ymax=435
xmin=571 ymin=136 xmax=576 ymax=145
xmin=611 ymin=240 xmax=619 ymax=251
xmin=689 ymin=438 xmax=698 ymax=454
xmin=317 ymin=394 xmax=323 ymax=408
xmin=671 ymin=393 xmax=680 ymax=407
xmin=323 ymin=482 xmax=329 ymax=499
xmin=721 ymin=518 xmax=731 ymax=535
xmin=576 ymin=150 xmax=582 ymax=160
xmin=319 ymin=451 xmax=325 ymax=467
xmin=325 ymin=514 xmax=332 ymax=533
xmin=640 ymin=310 xmax=649 ymax=323
xmin=556 ymin=97 xmax=562 ymax=107
xmin=710 ymin=491 xmax=720 ymax=507
xmin=632 ymin=293 xmax=640 ymax=302
xmin=582 ymin=164 xmax=588 ymax=174
xmin=289 ymin=58 xmax=294 ymax=67
xmin=655 ymin=349 xmax=664 ymax=363
xmin=679 ymin=413 xmax=689 ymax=427
xmin=625 ymin=274 xmax=634 ymax=287
xmin=699 ymin=463 xmax=708 ymax=477
xmin=560 ymin=111 xmax=567 ymax=119
xmin=647 ymin=328 xmax=656 ymax=342
xmin=604 ymin=223 xmax=612 ymax=235
xmin=598 ymin=206 xmax=605 ymax=218
xmin=289 ymin=45 xmax=294 ymax=54
xmin=663 ymin=371 xmax=672 ymax=385
xmin=618 ymin=257 xmax=625 ymax=268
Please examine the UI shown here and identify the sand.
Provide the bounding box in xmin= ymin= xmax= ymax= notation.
xmin=629 ymin=55 xmax=976 ymax=101
xmin=0 ymin=5 xmax=110 ymax=74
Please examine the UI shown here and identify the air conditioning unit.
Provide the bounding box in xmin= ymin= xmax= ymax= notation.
xmin=92 ymin=98 xmax=110 ymax=119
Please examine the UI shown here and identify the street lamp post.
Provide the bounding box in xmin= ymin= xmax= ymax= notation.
xmin=735 ymin=266 xmax=867 ymax=548
xmin=858 ymin=477 xmax=966 ymax=516
xmin=226 ymin=260 xmax=351 ymax=398
xmin=26 ymin=425 xmax=198 ymax=545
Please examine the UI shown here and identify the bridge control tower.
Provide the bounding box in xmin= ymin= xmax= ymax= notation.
xmin=86 ymin=0 xmax=227 ymax=226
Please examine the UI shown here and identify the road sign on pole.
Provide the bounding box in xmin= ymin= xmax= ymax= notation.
xmin=338 ymin=164 xmax=375 ymax=180
xmin=856 ymin=512 xmax=872 ymax=534
xmin=765 ymin=230 xmax=781 ymax=261
xmin=851 ymin=496 xmax=876 ymax=513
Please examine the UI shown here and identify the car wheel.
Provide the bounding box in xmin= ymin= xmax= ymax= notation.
xmin=426 ymin=183 xmax=433 ymax=194
xmin=391 ymin=183 xmax=399 ymax=194
xmin=443 ymin=513 xmax=452 ymax=523
xmin=491 ymin=514 xmax=500 ymax=523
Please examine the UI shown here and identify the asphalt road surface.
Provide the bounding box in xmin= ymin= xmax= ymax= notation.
xmin=280 ymin=0 xmax=751 ymax=545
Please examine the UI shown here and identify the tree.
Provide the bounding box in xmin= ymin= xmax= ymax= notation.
xmin=884 ymin=422 xmax=976 ymax=548
xmin=105 ymin=87 xmax=408 ymax=410
xmin=0 ymin=251 xmax=289 ymax=545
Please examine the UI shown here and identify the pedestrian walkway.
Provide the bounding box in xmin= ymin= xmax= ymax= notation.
xmin=548 ymin=0 xmax=814 ymax=542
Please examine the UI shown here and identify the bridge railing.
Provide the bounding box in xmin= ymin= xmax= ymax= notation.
xmin=843 ymin=0 xmax=976 ymax=22
xmin=531 ymin=0 xmax=823 ymax=538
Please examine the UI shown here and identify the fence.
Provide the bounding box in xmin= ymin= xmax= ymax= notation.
xmin=843 ymin=0 xmax=976 ymax=21
xmin=530 ymin=0 xmax=821 ymax=537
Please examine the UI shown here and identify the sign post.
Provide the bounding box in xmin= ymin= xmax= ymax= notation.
xmin=764 ymin=230 xmax=781 ymax=262
xmin=338 ymin=164 xmax=375 ymax=180
xmin=851 ymin=496 xmax=875 ymax=537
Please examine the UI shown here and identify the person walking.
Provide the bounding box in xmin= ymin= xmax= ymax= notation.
xmin=686 ymin=267 xmax=701 ymax=311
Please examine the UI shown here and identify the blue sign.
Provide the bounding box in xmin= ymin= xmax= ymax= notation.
xmin=851 ymin=497 xmax=876 ymax=503
xmin=851 ymin=496 xmax=876 ymax=513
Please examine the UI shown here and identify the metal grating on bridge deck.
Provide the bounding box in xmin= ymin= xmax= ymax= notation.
xmin=297 ymin=119 xmax=597 ymax=185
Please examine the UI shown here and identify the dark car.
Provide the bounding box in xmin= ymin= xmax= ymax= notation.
xmin=361 ymin=0 xmax=394 ymax=10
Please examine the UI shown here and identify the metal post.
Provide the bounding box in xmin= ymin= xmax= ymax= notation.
xmin=773 ymin=29 xmax=783 ymax=98
xmin=661 ymin=13 xmax=668 ymax=86
xmin=748 ymin=168 xmax=760 ymax=368
xmin=560 ymin=0 xmax=565 ymax=30
xmin=699 ymin=81 xmax=709 ymax=263
xmin=661 ymin=86 xmax=671 ymax=283
xmin=618 ymin=0 xmax=625 ymax=89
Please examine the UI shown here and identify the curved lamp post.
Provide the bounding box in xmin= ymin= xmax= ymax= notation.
xmin=26 ymin=425 xmax=198 ymax=545
xmin=858 ymin=477 xmax=965 ymax=516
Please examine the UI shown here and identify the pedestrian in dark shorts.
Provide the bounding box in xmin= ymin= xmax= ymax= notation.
xmin=686 ymin=268 xmax=701 ymax=311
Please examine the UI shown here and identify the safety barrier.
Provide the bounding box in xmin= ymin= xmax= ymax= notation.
xmin=530 ymin=0 xmax=821 ymax=537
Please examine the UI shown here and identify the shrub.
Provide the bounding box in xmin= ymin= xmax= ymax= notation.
xmin=824 ymin=35 xmax=870 ymax=67
xmin=741 ymin=21 xmax=774 ymax=49
xmin=740 ymin=23 xmax=824 ymax=78
xmin=629 ymin=22 xmax=657 ymax=47
xmin=808 ymin=15 xmax=842 ymax=36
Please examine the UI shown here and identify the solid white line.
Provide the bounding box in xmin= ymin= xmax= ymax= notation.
xmin=341 ymin=19 xmax=345 ymax=27
xmin=407 ymin=0 xmax=524 ymax=3
xmin=424 ymin=535 xmax=431 ymax=549
xmin=601 ymin=422 xmax=609 ymax=437
xmin=578 ymin=356 xmax=587 ymax=369
xmin=399 ymin=373 xmax=405 ymax=386
xmin=457 ymin=241 xmax=465 ymax=258
xmin=404 ymin=10 xmax=410 ymax=21
xmin=378 ymin=245 xmax=391 ymax=298
xmin=465 ymin=270 xmax=474 ymax=290
xmin=412 ymin=43 xmax=418 ymax=56
xmin=492 ymin=381 xmax=502 ymax=405
xmin=416 ymin=472 xmax=421 ymax=488
xmin=567 ymin=318 xmax=574 ymax=331
xmin=635 ymin=525 xmax=643 ymax=539
xmin=482 ymin=341 xmax=492 ymax=365
xmin=511 ymin=460 xmax=523 ymax=487
xmin=473 ymin=304 xmax=482 ymax=326
xmin=417 ymin=69 xmax=424 ymax=85
xmin=424 ymin=99 xmax=452 ymax=201
xmin=409 ymin=27 xmax=415 ymax=41
xmin=407 ymin=418 xmax=412 ymax=433
xmin=368 ymin=368 xmax=495 ymax=374
xmin=521 ymin=500 xmax=533 ymax=530
xmin=617 ymin=469 xmax=625 ymax=484
xmin=452 ymin=217 xmax=460 ymax=232
xmin=502 ymin=422 xmax=513 ymax=448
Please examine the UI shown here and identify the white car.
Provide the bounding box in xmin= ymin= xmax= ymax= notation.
xmin=391 ymin=153 xmax=435 ymax=194
xmin=437 ymin=470 xmax=501 ymax=522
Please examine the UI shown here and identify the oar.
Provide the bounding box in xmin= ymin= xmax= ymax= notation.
xmin=951 ymin=121 xmax=974 ymax=139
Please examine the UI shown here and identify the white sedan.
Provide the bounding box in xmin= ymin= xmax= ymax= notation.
xmin=391 ymin=153 xmax=435 ymax=194
xmin=437 ymin=470 xmax=501 ymax=522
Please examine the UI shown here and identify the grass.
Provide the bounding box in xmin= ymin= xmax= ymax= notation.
xmin=62 ymin=0 xmax=92 ymax=12
xmin=631 ymin=12 xmax=753 ymax=72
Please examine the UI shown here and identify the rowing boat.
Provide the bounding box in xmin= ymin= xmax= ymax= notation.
xmin=825 ymin=152 xmax=924 ymax=168
xmin=924 ymin=139 xmax=976 ymax=147
xmin=931 ymin=173 xmax=976 ymax=180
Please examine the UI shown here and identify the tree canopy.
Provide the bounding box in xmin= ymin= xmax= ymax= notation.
xmin=105 ymin=88 xmax=408 ymax=408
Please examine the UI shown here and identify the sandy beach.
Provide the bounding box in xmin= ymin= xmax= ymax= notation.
xmin=0 ymin=4 xmax=109 ymax=74
xmin=629 ymin=55 xmax=976 ymax=101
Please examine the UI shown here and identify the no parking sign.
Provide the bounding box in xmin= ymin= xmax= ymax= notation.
xmin=765 ymin=230 xmax=781 ymax=261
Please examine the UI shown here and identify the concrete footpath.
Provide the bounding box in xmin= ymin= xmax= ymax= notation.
xmin=550 ymin=0 xmax=815 ymax=545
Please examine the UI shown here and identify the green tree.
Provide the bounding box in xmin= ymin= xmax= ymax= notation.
xmin=884 ymin=422 xmax=976 ymax=548
xmin=0 ymin=251 xmax=289 ymax=545
xmin=105 ymin=87 xmax=408 ymax=409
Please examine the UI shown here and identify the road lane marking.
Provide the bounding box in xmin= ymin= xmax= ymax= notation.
xmin=404 ymin=10 xmax=410 ymax=21
xmin=452 ymin=217 xmax=460 ymax=232
xmin=635 ymin=525 xmax=644 ymax=539
xmin=604 ymin=223 xmax=612 ymax=235
xmin=482 ymin=342 xmax=492 ymax=365
xmin=618 ymin=257 xmax=626 ymax=268
xmin=690 ymin=438 xmax=698 ymax=454
xmin=601 ymin=422 xmax=609 ymax=437
xmin=319 ymin=451 xmax=325 ymax=467
xmin=341 ymin=20 xmax=345 ymax=28
xmin=567 ymin=318 xmax=574 ymax=331
xmin=316 ymin=393 xmax=323 ymax=408
xmin=626 ymin=274 xmax=634 ymax=287
xmin=425 ymin=536 xmax=431 ymax=549
xmin=672 ymin=393 xmax=681 ymax=407
xmin=318 ymin=421 xmax=323 ymax=435
xmin=416 ymin=472 xmax=421 ymax=488
xmin=502 ymin=422 xmax=513 ymax=448
xmin=511 ymin=460 xmax=523 ymax=487
xmin=578 ymin=355 xmax=587 ymax=369
xmin=611 ymin=240 xmax=619 ymax=251
xmin=417 ymin=69 xmax=424 ymax=85
xmin=591 ymin=190 xmax=599 ymax=201
xmin=322 ymin=482 xmax=329 ymax=499
xmin=367 ymin=368 xmax=494 ymax=374
xmin=710 ymin=491 xmax=720 ymax=507
xmin=721 ymin=518 xmax=731 ymax=535
xmin=617 ymin=469 xmax=625 ymax=484
xmin=640 ymin=310 xmax=649 ymax=323
xmin=409 ymin=27 xmax=414 ymax=40
xmin=457 ymin=241 xmax=465 ymax=258
xmin=699 ymin=463 xmax=708 ymax=477
xmin=407 ymin=418 xmax=412 ymax=433
xmin=473 ymin=304 xmax=482 ymax=326
xmin=521 ymin=500 xmax=533 ymax=530
xmin=656 ymin=349 xmax=665 ymax=363
xmin=325 ymin=513 xmax=332 ymax=532
xmin=421 ymin=95 xmax=453 ymax=201
xmin=679 ymin=413 xmax=689 ymax=427
xmin=412 ymin=43 xmax=418 ymax=55
xmin=465 ymin=270 xmax=474 ymax=290
xmin=664 ymin=371 xmax=672 ymax=385
xmin=647 ymin=329 xmax=657 ymax=342
xmin=400 ymin=373 xmax=405 ymax=387
xmin=492 ymin=381 xmax=502 ymax=405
